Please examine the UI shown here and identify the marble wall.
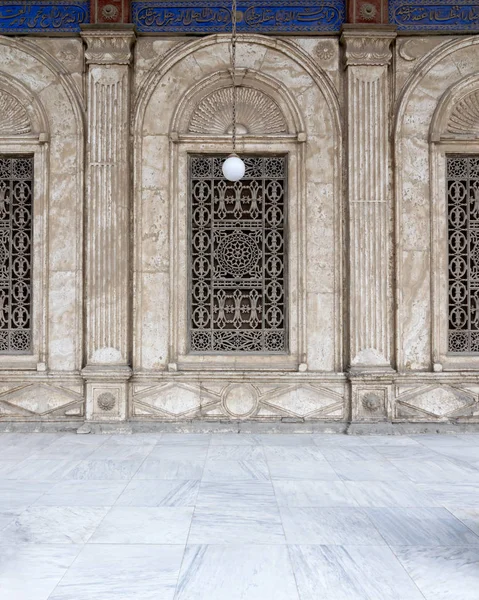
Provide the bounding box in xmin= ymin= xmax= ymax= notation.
xmin=0 ymin=28 xmax=478 ymax=426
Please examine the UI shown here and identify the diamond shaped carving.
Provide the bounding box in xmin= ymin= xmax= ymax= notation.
xmin=0 ymin=384 xmax=79 ymax=416
xmin=398 ymin=386 xmax=475 ymax=417
xmin=134 ymin=383 xmax=201 ymax=416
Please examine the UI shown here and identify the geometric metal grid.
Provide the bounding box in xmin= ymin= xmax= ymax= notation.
xmin=0 ymin=156 xmax=32 ymax=354
xmin=189 ymin=155 xmax=287 ymax=353
xmin=447 ymin=155 xmax=479 ymax=353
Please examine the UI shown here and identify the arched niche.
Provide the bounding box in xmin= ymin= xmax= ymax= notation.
xmin=171 ymin=69 xmax=304 ymax=136
xmin=393 ymin=35 xmax=479 ymax=373
xmin=133 ymin=35 xmax=343 ymax=376
xmin=0 ymin=36 xmax=85 ymax=373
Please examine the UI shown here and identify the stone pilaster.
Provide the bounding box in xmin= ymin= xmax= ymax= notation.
xmin=81 ymin=26 xmax=135 ymax=421
xmin=342 ymin=27 xmax=396 ymax=375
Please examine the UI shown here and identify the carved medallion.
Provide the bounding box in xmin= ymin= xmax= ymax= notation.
xmin=97 ymin=392 xmax=116 ymax=411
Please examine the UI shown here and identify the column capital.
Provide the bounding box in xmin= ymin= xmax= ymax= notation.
xmin=341 ymin=26 xmax=397 ymax=67
xmin=80 ymin=25 xmax=136 ymax=65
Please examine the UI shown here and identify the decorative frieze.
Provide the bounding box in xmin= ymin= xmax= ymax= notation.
xmin=342 ymin=28 xmax=396 ymax=372
xmin=131 ymin=378 xmax=346 ymax=421
xmin=131 ymin=0 xmax=346 ymax=33
xmin=389 ymin=0 xmax=479 ymax=32
xmin=0 ymin=1 xmax=89 ymax=33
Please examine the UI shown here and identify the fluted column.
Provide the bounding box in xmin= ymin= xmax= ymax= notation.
xmin=81 ymin=26 xmax=135 ymax=422
xmin=342 ymin=27 xmax=396 ymax=373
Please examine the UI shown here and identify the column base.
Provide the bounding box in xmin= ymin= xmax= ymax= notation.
xmin=82 ymin=365 xmax=132 ymax=422
xmin=349 ymin=372 xmax=395 ymax=422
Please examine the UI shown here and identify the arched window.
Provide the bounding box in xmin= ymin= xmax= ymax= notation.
xmin=431 ymin=78 xmax=479 ymax=369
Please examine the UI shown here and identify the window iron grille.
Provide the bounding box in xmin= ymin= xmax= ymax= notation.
xmin=447 ymin=155 xmax=479 ymax=353
xmin=189 ymin=155 xmax=287 ymax=353
xmin=0 ymin=156 xmax=32 ymax=354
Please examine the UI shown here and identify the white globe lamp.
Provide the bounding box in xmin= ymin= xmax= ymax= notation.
xmin=222 ymin=153 xmax=245 ymax=182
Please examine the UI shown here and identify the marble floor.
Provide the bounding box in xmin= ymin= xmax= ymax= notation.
xmin=0 ymin=432 xmax=479 ymax=599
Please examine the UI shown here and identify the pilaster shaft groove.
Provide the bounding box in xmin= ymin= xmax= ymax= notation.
xmin=342 ymin=27 xmax=396 ymax=371
xmin=81 ymin=27 xmax=135 ymax=365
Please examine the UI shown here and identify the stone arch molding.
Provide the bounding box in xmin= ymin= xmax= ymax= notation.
xmin=430 ymin=74 xmax=479 ymax=142
xmin=395 ymin=35 xmax=479 ymax=141
xmin=171 ymin=69 xmax=303 ymax=136
xmin=393 ymin=35 xmax=479 ymax=372
xmin=0 ymin=35 xmax=85 ymax=375
xmin=133 ymin=33 xmax=343 ymax=373
xmin=0 ymin=36 xmax=84 ymax=136
xmin=134 ymin=34 xmax=341 ymax=137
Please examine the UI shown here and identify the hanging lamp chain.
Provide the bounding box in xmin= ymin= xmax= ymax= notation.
xmin=231 ymin=0 xmax=237 ymax=153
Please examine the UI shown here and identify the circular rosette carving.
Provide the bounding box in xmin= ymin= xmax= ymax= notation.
xmin=216 ymin=232 xmax=260 ymax=277
xmin=362 ymin=393 xmax=382 ymax=412
xmin=97 ymin=392 xmax=116 ymax=412
xmin=359 ymin=2 xmax=377 ymax=21
xmin=222 ymin=384 xmax=258 ymax=418
xmin=102 ymin=4 xmax=119 ymax=21
xmin=315 ymin=43 xmax=334 ymax=62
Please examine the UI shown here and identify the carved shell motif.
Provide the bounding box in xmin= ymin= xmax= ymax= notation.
xmin=448 ymin=90 xmax=479 ymax=136
xmin=0 ymin=91 xmax=31 ymax=135
xmin=189 ymin=87 xmax=287 ymax=135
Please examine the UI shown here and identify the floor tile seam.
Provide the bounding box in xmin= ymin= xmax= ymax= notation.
xmin=111 ymin=477 xmax=177 ymax=508
xmin=385 ymin=460 xmax=433 ymax=485
xmin=284 ymin=543 xmax=304 ymax=600
xmin=175 ymin=499 xmax=201 ymax=596
xmin=443 ymin=506 xmax=479 ymax=542
xmin=81 ymin=496 xmax=140 ymax=546
xmin=265 ymin=454 xmax=286 ymax=531
xmin=386 ymin=544 xmax=429 ymax=600
xmin=319 ymin=454 xmax=402 ymax=480
xmin=354 ymin=506 xmax=400 ymax=550
xmin=111 ymin=443 xmax=156 ymax=484
xmin=42 ymin=542 xmax=87 ymax=600
xmin=28 ymin=481 xmax=66 ymax=508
